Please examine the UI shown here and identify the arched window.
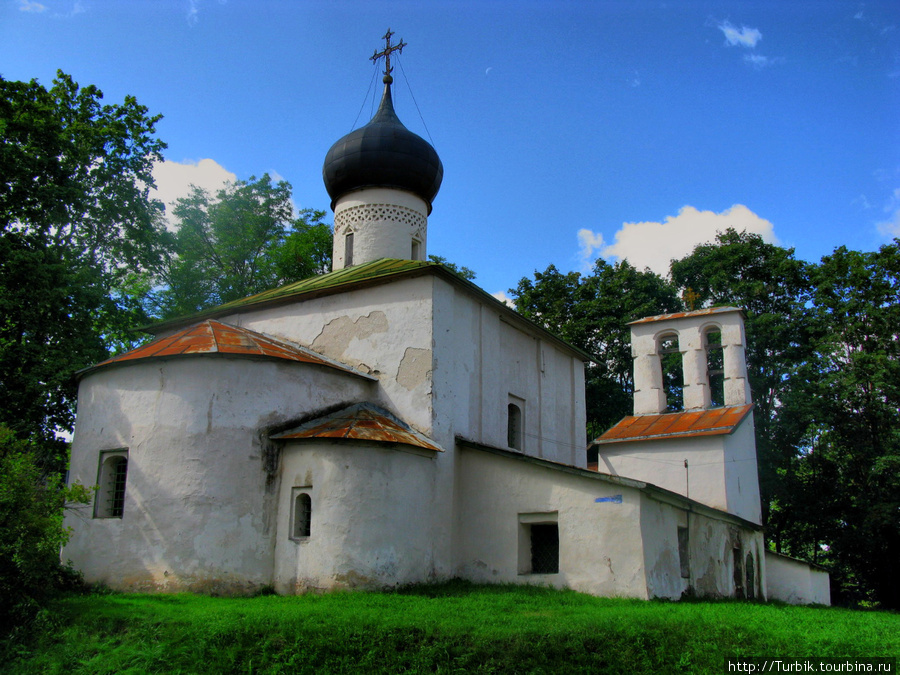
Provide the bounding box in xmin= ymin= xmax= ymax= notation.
xmin=658 ymin=333 xmax=683 ymax=412
xmin=94 ymin=451 xmax=128 ymax=519
xmin=292 ymin=491 xmax=311 ymax=539
xmin=507 ymin=403 xmax=522 ymax=450
xmin=705 ymin=328 xmax=725 ymax=408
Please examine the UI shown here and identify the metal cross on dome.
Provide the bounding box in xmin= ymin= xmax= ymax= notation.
xmin=370 ymin=28 xmax=407 ymax=78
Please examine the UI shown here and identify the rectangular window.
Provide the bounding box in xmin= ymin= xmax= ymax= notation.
xmin=678 ymin=526 xmax=690 ymax=578
xmin=290 ymin=487 xmax=312 ymax=540
xmin=518 ymin=512 xmax=559 ymax=575
xmin=411 ymin=239 xmax=421 ymax=261
xmin=530 ymin=524 xmax=559 ymax=574
xmin=94 ymin=449 xmax=128 ymax=519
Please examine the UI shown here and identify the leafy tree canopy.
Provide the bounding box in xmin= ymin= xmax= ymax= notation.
xmin=771 ymin=240 xmax=900 ymax=607
xmin=428 ymin=255 xmax=476 ymax=281
xmin=151 ymin=176 xmax=332 ymax=319
xmin=0 ymin=71 xmax=167 ymax=461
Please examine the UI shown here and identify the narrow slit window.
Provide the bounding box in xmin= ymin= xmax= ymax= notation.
xmin=706 ymin=329 xmax=725 ymax=408
xmin=507 ymin=403 xmax=522 ymax=450
xmin=733 ymin=547 xmax=744 ymax=598
xmin=345 ymin=232 xmax=354 ymax=267
xmin=411 ymin=239 xmax=421 ymax=261
xmin=678 ymin=526 xmax=690 ymax=578
xmin=659 ymin=334 xmax=684 ymax=412
xmin=292 ymin=491 xmax=312 ymax=539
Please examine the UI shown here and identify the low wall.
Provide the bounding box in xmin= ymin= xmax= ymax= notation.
xmin=765 ymin=550 xmax=830 ymax=605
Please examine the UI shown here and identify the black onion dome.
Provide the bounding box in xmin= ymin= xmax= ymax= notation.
xmin=323 ymin=81 xmax=443 ymax=213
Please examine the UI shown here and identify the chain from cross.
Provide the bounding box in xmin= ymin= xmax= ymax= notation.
xmin=370 ymin=28 xmax=407 ymax=78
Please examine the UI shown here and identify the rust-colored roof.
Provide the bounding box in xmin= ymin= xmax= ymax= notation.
xmin=271 ymin=403 xmax=443 ymax=453
xmin=627 ymin=306 xmax=744 ymax=325
xmin=594 ymin=404 xmax=753 ymax=445
xmin=81 ymin=320 xmax=369 ymax=379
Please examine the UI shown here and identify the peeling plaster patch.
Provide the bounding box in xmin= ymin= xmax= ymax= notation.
xmin=311 ymin=312 xmax=388 ymax=362
xmin=397 ymin=347 xmax=432 ymax=390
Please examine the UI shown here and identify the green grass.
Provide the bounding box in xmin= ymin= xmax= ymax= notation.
xmin=3 ymin=581 xmax=897 ymax=674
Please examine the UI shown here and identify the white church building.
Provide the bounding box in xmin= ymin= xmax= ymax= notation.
xmin=63 ymin=35 xmax=828 ymax=604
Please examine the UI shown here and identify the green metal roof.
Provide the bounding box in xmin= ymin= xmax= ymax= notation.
xmin=144 ymin=258 xmax=594 ymax=362
xmin=145 ymin=259 xmax=436 ymax=332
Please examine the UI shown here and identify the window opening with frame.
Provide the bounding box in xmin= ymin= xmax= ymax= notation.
xmin=507 ymin=402 xmax=523 ymax=450
xmin=705 ymin=328 xmax=725 ymax=408
xmin=291 ymin=489 xmax=312 ymax=539
xmin=345 ymin=232 xmax=354 ymax=267
xmin=518 ymin=513 xmax=559 ymax=575
xmin=411 ymin=238 xmax=421 ymax=261
xmin=94 ymin=450 xmax=128 ymax=519
xmin=530 ymin=523 xmax=559 ymax=574
xmin=658 ymin=333 xmax=684 ymax=412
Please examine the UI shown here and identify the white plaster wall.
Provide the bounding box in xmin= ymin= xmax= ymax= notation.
xmin=597 ymin=418 xmax=761 ymax=524
xmin=455 ymin=448 xmax=650 ymax=599
xmin=639 ymin=498 xmax=688 ymax=599
xmin=429 ymin=281 xmax=587 ymax=467
xmin=765 ymin=551 xmax=831 ymax=605
xmin=332 ymin=188 xmax=428 ymax=269
xmin=640 ymin=495 xmax=765 ymax=600
xmin=273 ymin=442 xmax=440 ymax=592
xmin=63 ymin=357 xmax=374 ymax=592
xmin=597 ymin=436 xmax=728 ymax=511
xmin=723 ymin=418 xmax=762 ymax=524
xmin=224 ymin=275 xmax=436 ymax=437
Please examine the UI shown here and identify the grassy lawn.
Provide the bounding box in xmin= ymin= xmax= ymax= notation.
xmin=3 ymin=582 xmax=897 ymax=674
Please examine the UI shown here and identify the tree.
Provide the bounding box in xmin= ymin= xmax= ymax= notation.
xmin=774 ymin=241 xmax=900 ymax=607
xmin=0 ymin=71 xmax=167 ymax=462
xmin=0 ymin=426 xmax=90 ymax=634
xmin=670 ymin=230 xmax=813 ymax=520
xmin=152 ymin=176 xmax=332 ymax=319
xmin=511 ymin=260 xmax=681 ymax=439
xmin=428 ymin=255 xmax=476 ymax=281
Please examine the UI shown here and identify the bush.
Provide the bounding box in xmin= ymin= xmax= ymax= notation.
xmin=0 ymin=426 xmax=90 ymax=634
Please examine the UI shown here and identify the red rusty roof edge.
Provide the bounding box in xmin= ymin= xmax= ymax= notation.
xmin=593 ymin=404 xmax=754 ymax=445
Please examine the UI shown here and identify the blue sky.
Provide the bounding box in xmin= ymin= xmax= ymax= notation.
xmin=3 ymin=0 xmax=898 ymax=300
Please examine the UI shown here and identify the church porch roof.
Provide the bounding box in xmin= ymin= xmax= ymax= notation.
xmin=80 ymin=319 xmax=372 ymax=380
xmin=271 ymin=402 xmax=442 ymax=453
xmin=592 ymin=404 xmax=754 ymax=446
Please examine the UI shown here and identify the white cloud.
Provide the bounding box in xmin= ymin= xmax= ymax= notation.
xmin=743 ymin=54 xmax=783 ymax=69
xmin=877 ymin=209 xmax=900 ymax=237
xmin=151 ymin=158 xmax=236 ymax=229
xmin=18 ymin=0 xmax=47 ymax=12
xmin=718 ymin=20 xmax=762 ymax=48
xmin=491 ymin=291 xmax=515 ymax=308
xmin=877 ymin=188 xmax=900 ymax=237
xmin=853 ymin=194 xmax=873 ymax=210
xmin=600 ymin=205 xmax=777 ymax=277
xmin=576 ymin=228 xmax=605 ymax=271
xmin=187 ymin=0 xmax=199 ymax=26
